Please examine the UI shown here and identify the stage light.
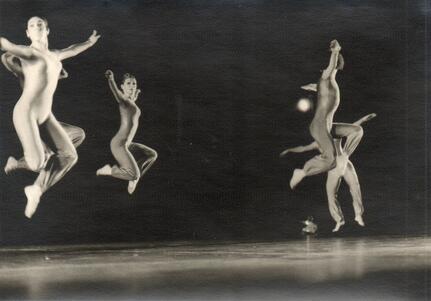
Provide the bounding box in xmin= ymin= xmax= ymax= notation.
xmin=297 ymin=98 xmax=312 ymax=112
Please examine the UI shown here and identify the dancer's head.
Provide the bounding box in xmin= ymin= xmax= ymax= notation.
xmin=336 ymin=53 xmax=344 ymax=70
xmin=26 ymin=16 xmax=49 ymax=43
xmin=121 ymin=73 xmax=137 ymax=98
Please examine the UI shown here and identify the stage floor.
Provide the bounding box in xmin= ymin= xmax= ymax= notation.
xmin=0 ymin=236 xmax=429 ymax=300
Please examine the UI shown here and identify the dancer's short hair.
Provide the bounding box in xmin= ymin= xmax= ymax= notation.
xmin=27 ymin=16 xmax=49 ymax=30
xmin=122 ymin=73 xmax=136 ymax=83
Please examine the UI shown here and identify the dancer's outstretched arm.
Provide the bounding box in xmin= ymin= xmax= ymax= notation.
xmin=321 ymin=40 xmax=341 ymax=80
xmin=56 ymin=30 xmax=100 ymax=61
xmin=105 ymin=70 xmax=126 ymax=103
xmin=280 ymin=142 xmax=319 ymax=157
xmin=353 ymin=113 xmax=377 ymax=126
xmin=301 ymin=83 xmax=317 ymax=92
xmin=0 ymin=38 xmax=33 ymax=59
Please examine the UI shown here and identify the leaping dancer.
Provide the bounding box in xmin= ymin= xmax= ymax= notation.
xmin=96 ymin=70 xmax=158 ymax=194
xmin=289 ymin=40 xmax=363 ymax=189
xmin=2 ymin=52 xmax=86 ymax=175
xmin=0 ymin=16 xmax=99 ymax=218
xmin=281 ymin=113 xmax=376 ymax=232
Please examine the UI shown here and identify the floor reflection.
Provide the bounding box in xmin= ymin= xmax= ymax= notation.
xmin=0 ymin=236 xmax=429 ymax=300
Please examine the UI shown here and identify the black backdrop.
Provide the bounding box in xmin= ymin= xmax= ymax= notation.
xmin=0 ymin=0 xmax=429 ymax=245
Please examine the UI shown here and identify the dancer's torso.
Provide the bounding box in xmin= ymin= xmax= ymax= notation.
xmin=112 ymin=102 xmax=141 ymax=145
xmin=15 ymin=48 xmax=62 ymax=123
xmin=313 ymin=77 xmax=340 ymax=130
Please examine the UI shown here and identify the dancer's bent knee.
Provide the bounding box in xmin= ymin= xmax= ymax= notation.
xmin=57 ymin=150 xmax=78 ymax=169
xmin=25 ymin=153 xmax=45 ymax=172
xmin=151 ymin=150 xmax=158 ymax=161
xmin=350 ymin=125 xmax=363 ymax=139
xmin=74 ymin=128 xmax=86 ymax=147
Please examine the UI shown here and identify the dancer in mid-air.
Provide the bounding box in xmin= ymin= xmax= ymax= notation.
xmin=2 ymin=51 xmax=86 ymax=174
xmin=96 ymin=70 xmax=157 ymax=194
xmin=0 ymin=16 xmax=99 ymax=218
xmin=281 ymin=113 xmax=376 ymax=232
xmin=289 ymin=40 xmax=363 ymax=189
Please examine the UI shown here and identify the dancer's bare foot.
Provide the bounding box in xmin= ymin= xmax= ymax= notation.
xmin=355 ymin=215 xmax=365 ymax=227
xmin=332 ymin=221 xmax=345 ymax=232
xmin=24 ymin=185 xmax=42 ymax=218
xmin=128 ymin=179 xmax=138 ymax=195
xmin=4 ymin=156 xmax=18 ymax=174
xmin=96 ymin=164 xmax=112 ymax=176
xmin=290 ymin=169 xmax=305 ymax=189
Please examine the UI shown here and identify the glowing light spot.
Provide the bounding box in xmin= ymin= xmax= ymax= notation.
xmin=297 ymin=98 xmax=312 ymax=112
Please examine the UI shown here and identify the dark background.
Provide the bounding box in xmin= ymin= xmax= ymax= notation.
xmin=0 ymin=0 xmax=428 ymax=246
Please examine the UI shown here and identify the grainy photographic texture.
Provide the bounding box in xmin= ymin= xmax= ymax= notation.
xmin=0 ymin=0 xmax=429 ymax=300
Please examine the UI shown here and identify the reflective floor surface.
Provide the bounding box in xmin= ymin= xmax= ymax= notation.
xmin=0 ymin=236 xmax=429 ymax=300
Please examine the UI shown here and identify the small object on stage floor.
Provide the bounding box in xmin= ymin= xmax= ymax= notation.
xmin=302 ymin=216 xmax=317 ymax=234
